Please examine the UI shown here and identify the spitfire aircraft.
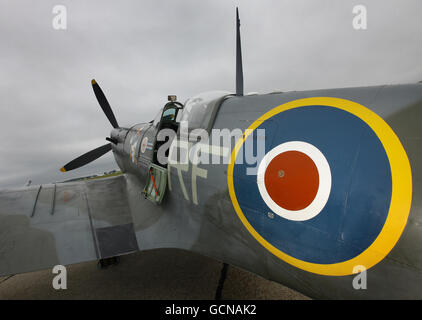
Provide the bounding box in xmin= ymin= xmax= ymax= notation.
xmin=1 ymin=8 xmax=421 ymax=299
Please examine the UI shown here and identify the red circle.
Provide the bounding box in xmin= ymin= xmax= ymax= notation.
xmin=264 ymin=151 xmax=319 ymax=211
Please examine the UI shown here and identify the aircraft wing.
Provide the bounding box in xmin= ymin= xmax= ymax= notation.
xmin=0 ymin=174 xmax=139 ymax=276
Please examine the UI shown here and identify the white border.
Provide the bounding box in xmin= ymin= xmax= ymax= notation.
xmin=256 ymin=141 xmax=332 ymax=221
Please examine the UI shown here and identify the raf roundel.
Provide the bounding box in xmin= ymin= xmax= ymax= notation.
xmin=257 ymin=141 xmax=331 ymax=222
xmin=227 ymin=97 xmax=412 ymax=276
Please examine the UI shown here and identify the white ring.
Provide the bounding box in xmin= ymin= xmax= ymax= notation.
xmin=257 ymin=141 xmax=331 ymax=221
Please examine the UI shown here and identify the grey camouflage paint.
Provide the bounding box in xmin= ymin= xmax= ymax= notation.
xmin=1 ymin=83 xmax=422 ymax=299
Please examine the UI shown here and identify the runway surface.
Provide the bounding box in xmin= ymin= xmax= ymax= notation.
xmin=0 ymin=249 xmax=309 ymax=300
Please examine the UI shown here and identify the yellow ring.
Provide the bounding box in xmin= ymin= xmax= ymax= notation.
xmin=227 ymin=97 xmax=412 ymax=276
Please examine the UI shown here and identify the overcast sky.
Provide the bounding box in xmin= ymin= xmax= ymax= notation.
xmin=1 ymin=0 xmax=422 ymax=188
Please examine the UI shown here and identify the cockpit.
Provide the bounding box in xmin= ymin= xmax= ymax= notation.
xmin=142 ymin=91 xmax=232 ymax=204
xmin=152 ymin=96 xmax=183 ymax=132
xmin=152 ymin=91 xmax=232 ymax=134
xmin=180 ymin=91 xmax=232 ymax=133
xmin=148 ymin=91 xmax=232 ymax=167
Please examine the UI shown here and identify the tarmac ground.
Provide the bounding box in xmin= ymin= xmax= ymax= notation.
xmin=0 ymin=248 xmax=310 ymax=300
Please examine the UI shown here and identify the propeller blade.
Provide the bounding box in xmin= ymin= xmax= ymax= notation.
xmin=60 ymin=143 xmax=112 ymax=172
xmin=91 ymin=79 xmax=119 ymax=128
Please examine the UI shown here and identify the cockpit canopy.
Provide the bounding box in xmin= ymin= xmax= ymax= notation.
xmin=151 ymin=91 xmax=232 ymax=134
xmin=180 ymin=91 xmax=232 ymax=132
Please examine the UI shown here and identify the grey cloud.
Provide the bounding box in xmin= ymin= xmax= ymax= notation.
xmin=1 ymin=0 xmax=422 ymax=187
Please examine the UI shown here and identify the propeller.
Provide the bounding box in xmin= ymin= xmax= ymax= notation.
xmin=91 ymin=79 xmax=119 ymax=128
xmin=60 ymin=143 xmax=112 ymax=172
xmin=60 ymin=79 xmax=118 ymax=172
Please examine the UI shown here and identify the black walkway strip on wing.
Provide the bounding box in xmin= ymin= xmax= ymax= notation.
xmin=50 ymin=184 xmax=57 ymax=215
xmin=83 ymin=186 xmax=100 ymax=260
xmin=30 ymin=185 xmax=42 ymax=218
